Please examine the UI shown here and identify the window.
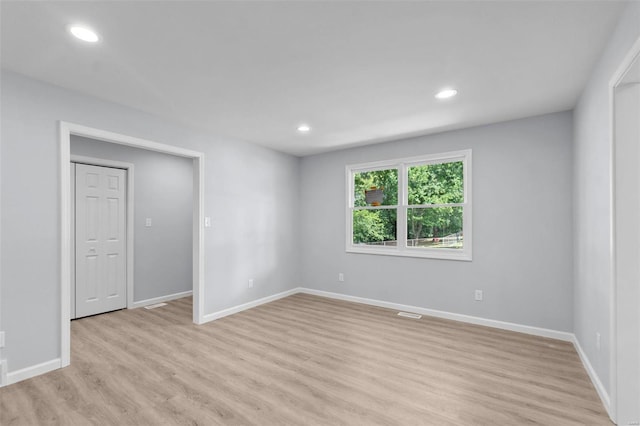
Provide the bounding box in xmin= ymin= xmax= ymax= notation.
xmin=346 ymin=150 xmax=471 ymax=260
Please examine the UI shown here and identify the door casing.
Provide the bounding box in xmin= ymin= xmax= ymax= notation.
xmin=608 ymin=35 xmax=640 ymax=424
xmin=60 ymin=122 xmax=205 ymax=369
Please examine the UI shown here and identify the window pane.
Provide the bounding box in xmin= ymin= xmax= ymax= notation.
xmin=407 ymin=207 xmax=463 ymax=249
xmin=353 ymin=169 xmax=398 ymax=207
xmin=408 ymin=161 xmax=463 ymax=205
xmin=353 ymin=209 xmax=397 ymax=246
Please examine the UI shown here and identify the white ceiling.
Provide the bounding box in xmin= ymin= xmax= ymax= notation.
xmin=0 ymin=1 xmax=627 ymax=156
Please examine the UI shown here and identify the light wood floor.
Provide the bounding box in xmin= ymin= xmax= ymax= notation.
xmin=1 ymin=294 xmax=611 ymax=425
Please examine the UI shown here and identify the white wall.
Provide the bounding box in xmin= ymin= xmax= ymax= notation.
xmin=573 ymin=0 xmax=640 ymax=405
xmin=71 ymin=136 xmax=193 ymax=303
xmin=300 ymin=111 xmax=574 ymax=331
xmin=0 ymin=70 xmax=301 ymax=372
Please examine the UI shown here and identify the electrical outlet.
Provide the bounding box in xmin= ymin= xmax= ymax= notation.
xmin=0 ymin=331 xmax=4 ymax=348
xmin=338 ymin=273 xmax=344 ymax=282
xmin=145 ymin=218 xmax=152 ymax=227
xmin=248 ymin=279 xmax=254 ymax=289
xmin=596 ymin=332 xmax=601 ymax=351
xmin=204 ymin=217 xmax=211 ymax=227
xmin=474 ymin=290 xmax=483 ymax=301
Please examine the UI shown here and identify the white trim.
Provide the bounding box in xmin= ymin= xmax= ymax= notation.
xmin=70 ymin=164 xmax=76 ymax=319
xmin=345 ymin=149 xmax=472 ymax=261
xmin=71 ymin=155 xmax=135 ymax=171
xmin=201 ymin=288 xmax=299 ymax=323
xmin=63 ymin=123 xmax=203 ymax=158
xmin=130 ymin=290 xmax=193 ymax=309
xmin=607 ymin=76 xmax=616 ymax=424
xmin=346 ymin=150 xmax=471 ymax=172
xmin=193 ymin=156 xmax=205 ymax=324
xmin=197 ymin=286 xmax=574 ymax=342
xmin=60 ymin=122 xmax=206 ymax=370
xmin=6 ymin=359 xmax=61 ymax=386
xmin=70 ymin=155 xmax=135 ymax=311
xmin=573 ymin=335 xmax=611 ymax=417
xmin=345 ymin=245 xmax=472 ymax=261
xmin=296 ymin=288 xmax=573 ymax=341
xmin=60 ymin=123 xmax=71 ymax=367
xmin=0 ymin=359 xmax=7 ymax=387
xmin=608 ymin=34 xmax=640 ymax=425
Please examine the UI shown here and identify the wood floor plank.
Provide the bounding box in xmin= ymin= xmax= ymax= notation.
xmin=0 ymin=294 xmax=611 ymax=425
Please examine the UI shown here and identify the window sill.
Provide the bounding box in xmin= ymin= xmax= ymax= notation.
xmin=346 ymin=246 xmax=472 ymax=261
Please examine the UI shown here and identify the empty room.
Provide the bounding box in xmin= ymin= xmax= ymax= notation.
xmin=1 ymin=1 xmax=639 ymax=425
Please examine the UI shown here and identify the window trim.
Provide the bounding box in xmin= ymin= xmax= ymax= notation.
xmin=346 ymin=149 xmax=472 ymax=261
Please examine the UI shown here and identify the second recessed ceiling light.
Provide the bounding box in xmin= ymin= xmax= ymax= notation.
xmin=69 ymin=25 xmax=99 ymax=43
xmin=435 ymin=89 xmax=458 ymax=99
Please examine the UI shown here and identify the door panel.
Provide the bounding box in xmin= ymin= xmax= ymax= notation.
xmin=106 ymin=253 xmax=119 ymax=297
xmin=106 ymin=198 xmax=119 ymax=239
xmin=85 ymin=254 xmax=99 ymax=301
xmin=75 ymin=163 xmax=127 ymax=318
xmin=85 ymin=196 xmax=99 ymax=241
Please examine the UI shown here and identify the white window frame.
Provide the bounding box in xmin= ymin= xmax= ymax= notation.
xmin=346 ymin=149 xmax=472 ymax=261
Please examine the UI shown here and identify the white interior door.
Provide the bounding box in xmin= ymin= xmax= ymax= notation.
xmin=75 ymin=163 xmax=127 ymax=318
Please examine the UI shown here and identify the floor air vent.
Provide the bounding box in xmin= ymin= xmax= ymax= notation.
xmin=144 ymin=303 xmax=168 ymax=310
xmin=397 ymin=312 xmax=422 ymax=319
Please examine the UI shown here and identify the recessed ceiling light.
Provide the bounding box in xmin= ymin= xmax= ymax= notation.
xmin=435 ymin=89 xmax=458 ymax=99
xmin=297 ymin=124 xmax=311 ymax=133
xmin=69 ymin=25 xmax=99 ymax=43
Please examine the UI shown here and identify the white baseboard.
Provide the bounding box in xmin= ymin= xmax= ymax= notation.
xmin=5 ymin=358 xmax=61 ymax=387
xmin=296 ymin=287 xmax=574 ymax=342
xmin=572 ymin=336 xmax=611 ymax=418
xmin=201 ymin=288 xmax=299 ymax=323
xmin=130 ymin=290 xmax=193 ymax=309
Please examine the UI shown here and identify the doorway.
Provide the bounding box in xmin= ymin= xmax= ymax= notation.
xmin=60 ymin=122 xmax=205 ymax=369
xmin=610 ymin=38 xmax=640 ymax=424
